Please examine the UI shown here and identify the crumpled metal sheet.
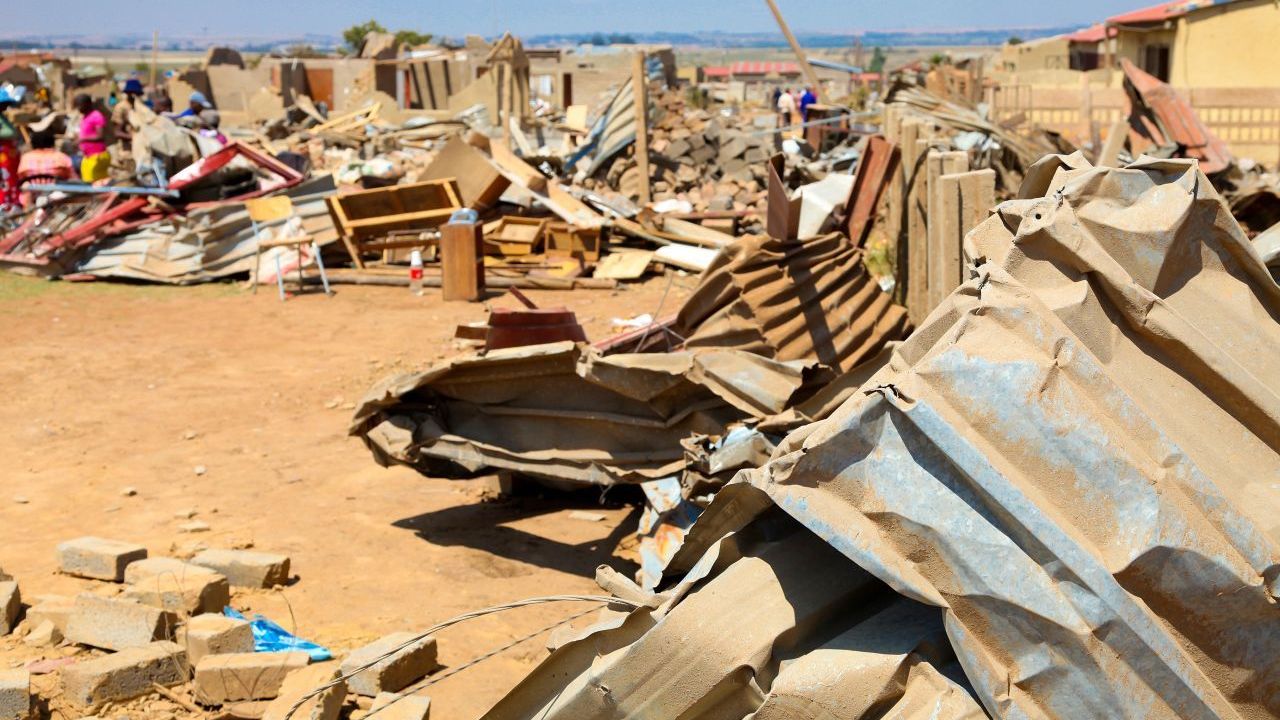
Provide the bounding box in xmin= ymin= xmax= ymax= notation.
xmin=72 ymin=176 xmax=337 ymax=284
xmin=674 ymin=232 xmax=910 ymax=373
xmin=350 ymin=341 xmax=830 ymax=486
xmin=484 ymin=156 xmax=1280 ymax=719
xmin=484 ymin=511 xmax=987 ymax=720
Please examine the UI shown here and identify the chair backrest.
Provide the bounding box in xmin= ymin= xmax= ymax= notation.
xmin=245 ymin=195 xmax=294 ymax=223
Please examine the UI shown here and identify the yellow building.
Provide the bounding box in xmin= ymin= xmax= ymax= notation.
xmin=1107 ymin=0 xmax=1280 ymax=87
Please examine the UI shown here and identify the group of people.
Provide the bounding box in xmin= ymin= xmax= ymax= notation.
xmin=774 ymin=86 xmax=818 ymax=130
xmin=10 ymin=78 xmax=223 ymax=207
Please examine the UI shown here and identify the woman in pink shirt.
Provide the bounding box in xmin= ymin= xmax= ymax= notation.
xmin=75 ymin=93 xmax=110 ymax=182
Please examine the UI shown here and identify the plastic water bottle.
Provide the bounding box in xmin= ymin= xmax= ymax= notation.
xmin=409 ymin=250 xmax=424 ymax=296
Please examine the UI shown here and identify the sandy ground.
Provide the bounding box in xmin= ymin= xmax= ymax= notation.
xmin=0 ymin=271 xmax=692 ymax=719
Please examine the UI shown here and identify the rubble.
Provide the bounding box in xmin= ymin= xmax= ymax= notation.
xmin=0 ymin=582 xmax=18 ymax=636
xmin=262 ymin=661 xmax=347 ymax=720
xmin=4 ymin=13 xmax=1280 ymax=720
xmin=61 ymin=641 xmax=188 ymax=709
xmin=367 ymin=692 xmax=432 ymax=720
xmin=65 ymin=594 xmax=177 ymax=651
xmin=190 ymin=548 xmax=291 ymax=588
xmin=193 ymin=651 xmax=311 ymax=704
xmin=477 ymin=156 xmax=1280 ymax=719
xmin=340 ymin=632 xmax=439 ymax=697
xmin=0 ymin=670 xmax=29 ymax=720
xmin=56 ymin=537 xmax=148 ymax=582
xmin=176 ymin=613 xmax=255 ymax=667
xmin=123 ymin=571 xmax=231 ymax=616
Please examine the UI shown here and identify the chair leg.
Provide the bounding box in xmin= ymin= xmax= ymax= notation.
xmin=313 ymin=242 xmax=332 ymax=296
xmin=275 ymin=253 xmax=286 ymax=301
xmin=252 ymin=246 xmax=261 ymax=293
xmin=251 ymin=219 xmax=260 ymax=293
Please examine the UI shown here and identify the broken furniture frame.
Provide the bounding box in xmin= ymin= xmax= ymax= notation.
xmin=325 ymin=177 xmax=464 ymax=268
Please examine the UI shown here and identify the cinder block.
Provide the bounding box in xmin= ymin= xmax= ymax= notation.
xmin=66 ymin=594 xmax=175 ymax=651
xmin=0 ymin=582 xmax=19 ymax=636
xmin=176 ymin=613 xmax=254 ymax=667
xmin=124 ymin=572 xmax=230 ymax=616
xmin=262 ymin=661 xmax=346 ymax=720
xmin=190 ymin=549 xmax=290 ymax=588
xmin=123 ymin=556 xmax=220 ymax=585
xmin=57 ymin=537 xmax=148 ymax=581
xmin=61 ymin=641 xmax=187 ymax=709
xmin=0 ymin=670 xmax=29 ymax=720
xmin=368 ymin=692 xmax=431 ymax=720
xmin=26 ymin=595 xmax=74 ymax=634
xmin=194 ymin=651 xmax=310 ymax=704
xmin=340 ymin=632 xmax=438 ymax=697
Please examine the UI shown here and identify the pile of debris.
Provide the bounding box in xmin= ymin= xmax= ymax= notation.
xmin=0 ymin=537 xmax=437 ymax=720
xmin=473 ymin=155 xmax=1280 ymax=719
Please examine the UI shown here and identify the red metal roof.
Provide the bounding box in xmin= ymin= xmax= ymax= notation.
xmin=729 ymin=61 xmax=800 ymax=76
xmin=702 ymin=66 xmax=731 ymax=78
xmin=1065 ymin=23 xmax=1117 ymax=43
xmin=1107 ymin=0 xmax=1238 ymax=25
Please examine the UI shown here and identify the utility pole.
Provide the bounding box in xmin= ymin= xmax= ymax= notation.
xmin=150 ymin=30 xmax=159 ymax=90
xmin=763 ymin=0 xmax=826 ymax=103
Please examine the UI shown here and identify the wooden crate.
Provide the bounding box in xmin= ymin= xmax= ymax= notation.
xmin=545 ymin=222 xmax=602 ymax=262
xmin=483 ymin=216 xmax=547 ymax=257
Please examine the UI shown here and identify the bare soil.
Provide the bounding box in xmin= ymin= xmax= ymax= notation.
xmin=0 ymin=272 xmax=692 ymax=719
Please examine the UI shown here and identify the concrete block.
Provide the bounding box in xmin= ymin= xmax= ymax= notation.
xmin=23 ymin=619 xmax=62 ymax=647
xmin=262 ymin=661 xmax=346 ymax=720
xmin=369 ymin=692 xmax=431 ymax=720
xmin=0 ymin=582 xmax=19 ymax=636
xmin=0 ymin=670 xmax=29 ymax=720
xmin=60 ymin=641 xmax=187 ymax=710
xmin=176 ymin=613 xmax=254 ymax=667
xmin=190 ymin=549 xmax=290 ymax=588
xmin=26 ymin=595 xmax=74 ymax=634
xmin=124 ymin=572 xmax=230 ymax=616
xmin=194 ymin=651 xmax=310 ymax=704
xmin=340 ymin=632 xmax=438 ymax=697
xmin=57 ymin=537 xmax=147 ymax=581
xmin=66 ymin=594 xmax=175 ymax=651
xmin=122 ymin=556 xmax=220 ymax=585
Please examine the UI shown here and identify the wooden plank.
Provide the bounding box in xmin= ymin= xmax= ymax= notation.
xmin=632 ymin=51 xmax=651 ymax=206
xmin=441 ymin=220 xmax=485 ymax=301
xmin=937 ymin=169 xmax=995 ymax=303
xmin=926 ymin=150 xmax=969 ymax=314
xmin=904 ymin=128 xmax=929 ymax=321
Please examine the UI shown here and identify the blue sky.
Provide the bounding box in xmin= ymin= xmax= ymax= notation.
xmin=8 ymin=0 xmax=1144 ymax=37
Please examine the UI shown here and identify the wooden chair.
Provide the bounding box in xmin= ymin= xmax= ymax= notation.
xmin=246 ymin=196 xmax=331 ymax=300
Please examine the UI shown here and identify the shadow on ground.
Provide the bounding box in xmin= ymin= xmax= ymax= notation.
xmin=394 ymin=484 xmax=644 ymax=579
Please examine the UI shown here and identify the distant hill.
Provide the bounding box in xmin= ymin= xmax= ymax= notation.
xmin=525 ymin=28 xmax=1076 ymax=48
xmin=0 ymin=26 xmax=1073 ymax=52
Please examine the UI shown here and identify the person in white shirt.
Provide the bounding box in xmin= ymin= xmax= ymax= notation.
xmin=777 ymin=87 xmax=796 ymax=129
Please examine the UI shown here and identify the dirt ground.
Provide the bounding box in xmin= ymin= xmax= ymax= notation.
xmin=0 ymin=271 xmax=692 ymax=719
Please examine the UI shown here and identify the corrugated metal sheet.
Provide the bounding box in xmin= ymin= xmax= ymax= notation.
xmin=351 ymin=341 xmax=829 ymax=486
xmin=1121 ymin=59 xmax=1233 ymax=174
xmin=483 ymin=156 xmax=1280 ymax=719
xmin=673 ymin=232 xmax=910 ymax=373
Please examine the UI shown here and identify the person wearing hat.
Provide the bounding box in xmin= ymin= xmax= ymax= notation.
xmin=111 ymin=78 xmax=147 ymax=144
xmin=178 ymin=91 xmax=211 ymax=119
xmin=17 ymin=114 xmax=73 ymax=207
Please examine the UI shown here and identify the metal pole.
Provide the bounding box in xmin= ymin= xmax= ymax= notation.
xmin=763 ymin=0 xmax=826 ymax=103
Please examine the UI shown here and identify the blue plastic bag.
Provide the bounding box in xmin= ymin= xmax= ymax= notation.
xmin=223 ymin=608 xmax=331 ymax=661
